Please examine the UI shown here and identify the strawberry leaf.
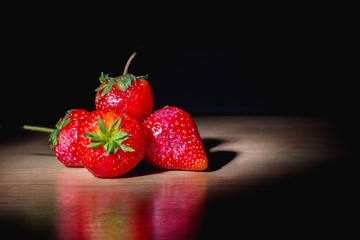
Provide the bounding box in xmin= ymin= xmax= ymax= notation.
xmin=120 ymin=145 xmax=135 ymax=152
xmin=95 ymin=84 xmax=107 ymax=92
xmin=114 ymin=116 xmax=122 ymax=131
xmin=84 ymin=116 xmax=135 ymax=155
xmin=113 ymin=131 xmax=129 ymax=141
xmin=96 ymin=72 xmax=149 ymax=96
xmin=99 ymin=72 xmax=106 ymax=83
xmin=116 ymin=81 xmax=127 ymax=92
xmin=49 ymin=109 xmax=74 ymax=149
xmin=109 ymin=119 xmax=119 ymax=132
xmin=88 ymin=142 xmax=103 ymax=149
xmin=98 ymin=117 xmax=107 ymax=135
xmin=49 ymin=129 xmax=60 ymax=148
xmin=103 ymin=142 xmax=111 ymax=154
xmin=84 ymin=132 xmax=100 ymax=139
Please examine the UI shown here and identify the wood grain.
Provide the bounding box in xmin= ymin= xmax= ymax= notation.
xmin=0 ymin=116 xmax=352 ymax=239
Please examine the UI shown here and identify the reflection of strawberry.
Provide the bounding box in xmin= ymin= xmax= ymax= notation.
xmin=55 ymin=168 xmax=207 ymax=240
xmin=56 ymin=168 xmax=88 ymax=239
xmin=77 ymin=109 xmax=147 ymax=178
xmin=95 ymin=52 xmax=153 ymax=122
xmin=147 ymin=174 xmax=207 ymax=240
xmin=23 ymin=109 xmax=89 ymax=167
xmin=55 ymin=168 xmax=142 ymax=239
xmin=142 ymin=106 xmax=208 ymax=171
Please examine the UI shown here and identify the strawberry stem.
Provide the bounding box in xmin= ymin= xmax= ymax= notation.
xmin=123 ymin=51 xmax=137 ymax=75
xmin=23 ymin=125 xmax=55 ymax=133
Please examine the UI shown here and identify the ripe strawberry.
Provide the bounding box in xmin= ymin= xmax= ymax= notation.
xmin=95 ymin=51 xmax=153 ymax=122
xmin=23 ymin=109 xmax=89 ymax=167
xmin=142 ymin=106 xmax=208 ymax=171
xmin=51 ymin=109 xmax=89 ymax=167
xmin=77 ymin=109 xmax=147 ymax=178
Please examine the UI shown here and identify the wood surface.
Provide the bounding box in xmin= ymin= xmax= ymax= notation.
xmin=0 ymin=116 xmax=353 ymax=239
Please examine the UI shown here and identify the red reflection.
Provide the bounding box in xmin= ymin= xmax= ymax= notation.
xmin=147 ymin=176 xmax=207 ymax=240
xmin=56 ymin=169 xmax=207 ymax=240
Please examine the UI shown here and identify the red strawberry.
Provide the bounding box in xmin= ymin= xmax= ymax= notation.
xmin=95 ymin=51 xmax=153 ymax=122
xmin=142 ymin=106 xmax=208 ymax=171
xmin=51 ymin=109 xmax=89 ymax=167
xmin=77 ymin=109 xmax=147 ymax=178
xmin=23 ymin=109 xmax=89 ymax=167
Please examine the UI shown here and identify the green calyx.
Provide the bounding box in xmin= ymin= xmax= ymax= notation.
xmin=84 ymin=116 xmax=135 ymax=155
xmin=95 ymin=50 xmax=148 ymax=97
xmin=49 ymin=109 xmax=74 ymax=149
xmin=95 ymin=72 xmax=148 ymax=97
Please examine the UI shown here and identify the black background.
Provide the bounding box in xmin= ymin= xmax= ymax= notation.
xmin=0 ymin=4 xmax=355 ymax=127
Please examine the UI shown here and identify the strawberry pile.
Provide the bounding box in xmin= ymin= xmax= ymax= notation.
xmin=23 ymin=51 xmax=208 ymax=178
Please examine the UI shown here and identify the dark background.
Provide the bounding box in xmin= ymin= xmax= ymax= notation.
xmin=0 ymin=4 xmax=355 ymax=127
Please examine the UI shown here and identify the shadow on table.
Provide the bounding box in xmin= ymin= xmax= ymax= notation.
xmin=202 ymin=138 xmax=238 ymax=172
xmin=121 ymin=160 xmax=165 ymax=178
xmin=122 ymin=138 xmax=238 ymax=177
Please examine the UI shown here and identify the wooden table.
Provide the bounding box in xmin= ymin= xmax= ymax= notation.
xmin=0 ymin=116 xmax=353 ymax=239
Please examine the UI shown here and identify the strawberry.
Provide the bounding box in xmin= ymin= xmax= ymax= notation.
xmin=142 ymin=106 xmax=208 ymax=171
xmin=95 ymin=51 xmax=153 ymax=122
xmin=51 ymin=109 xmax=89 ymax=167
xmin=77 ymin=109 xmax=147 ymax=178
xmin=23 ymin=109 xmax=89 ymax=167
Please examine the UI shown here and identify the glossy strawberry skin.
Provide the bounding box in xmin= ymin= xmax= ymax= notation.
xmin=142 ymin=106 xmax=208 ymax=171
xmin=54 ymin=109 xmax=89 ymax=167
xmin=77 ymin=109 xmax=148 ymax=178
xmin=95 ymin=78 xmax=153 ymax=122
